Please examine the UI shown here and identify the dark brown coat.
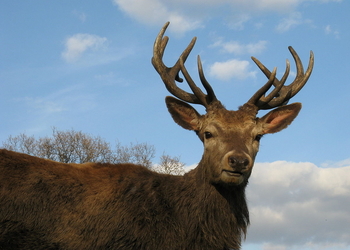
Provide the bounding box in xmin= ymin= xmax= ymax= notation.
xmin=0 ymin=98 xmax=302 ymax=250
xmin=0 ymin=149 xmax=247 ymax=250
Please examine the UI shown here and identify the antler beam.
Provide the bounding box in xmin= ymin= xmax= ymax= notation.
xmin=152 ymin=22 xmax=217 ymax=108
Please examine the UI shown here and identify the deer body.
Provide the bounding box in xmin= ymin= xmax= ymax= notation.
xmin=0 ymin=22 xmax=313 ymax=249
xmin=1 ymin=149 xmax=245 ymax=249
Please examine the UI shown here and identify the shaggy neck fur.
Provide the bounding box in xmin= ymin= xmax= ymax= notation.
xmin=178 ymin=163 xmax=250 ymax=249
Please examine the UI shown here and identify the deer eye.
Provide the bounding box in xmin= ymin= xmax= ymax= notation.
xmin=204 ymin=132 xmax=213 ymax=139
xmin=254 ymin=134 xmax=263 ymax=142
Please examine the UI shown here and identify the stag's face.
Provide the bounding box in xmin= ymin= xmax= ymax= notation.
xmin=197 ymin=108 xmax=259 ymax=186
xmin=166 ymin=97 xmax=302 ymax=186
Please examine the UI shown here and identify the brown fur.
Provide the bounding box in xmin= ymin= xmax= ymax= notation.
xmin=0 ymin=97 xmax=301 ymax=250
xmin=0 ymin=98 xmax=302 ymax=250
xmin=0 ymin=149 xmax=247 ymax=250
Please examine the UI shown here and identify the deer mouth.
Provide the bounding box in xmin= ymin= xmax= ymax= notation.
xmin=222 ymin=170 xmax=243 ymax=177
xmin=220 ymin=169 xmax=246 ymax=185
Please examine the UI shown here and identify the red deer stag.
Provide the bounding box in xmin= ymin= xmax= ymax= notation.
xmin=0 ymin=22 xmax=313 ymax=250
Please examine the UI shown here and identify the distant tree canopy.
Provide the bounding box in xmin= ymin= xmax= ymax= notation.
xmin=153 ymin=154 xmax=185 ymax=175
xmin=2 ymin=128 xmax=186 ymax=175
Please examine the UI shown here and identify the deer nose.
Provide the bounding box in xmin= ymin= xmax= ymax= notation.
xmin=228 ymin=156 xmax=250 ymax=169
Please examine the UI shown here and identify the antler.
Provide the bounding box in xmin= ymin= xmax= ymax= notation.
xmin=152 ymin=22 xmax=217 ymax=108
xmin=247 ymin=46 xmax=314 ymax=110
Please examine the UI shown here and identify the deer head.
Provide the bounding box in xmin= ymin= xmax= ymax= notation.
xmin=152 ymin=22 xmax=313 ymax=187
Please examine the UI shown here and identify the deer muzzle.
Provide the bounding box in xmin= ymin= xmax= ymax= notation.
xmin=221 ymin=151 xmax=252 ymax=181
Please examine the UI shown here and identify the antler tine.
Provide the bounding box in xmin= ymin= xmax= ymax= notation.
xmin=247 ymin=68 xmax=282 ymax=108
xmin=247 ymin=46 xmax=314 ymax=110
xmin=179 ymin=57 xmax=208 ymax=106
xmin=197 ymin=55 xmax=218 ymax=105
xmin=251 ymin=56 xmax=290 ymax=88
xmin=249 ymin=58 xmax=291 ymax=109
xmin=288 ymin=46 xmax=314 ymax=97
xmin=152 ymin=22 xmax=199 ymax=104
xmin=152 ymin=22 xmax=218 ymax=107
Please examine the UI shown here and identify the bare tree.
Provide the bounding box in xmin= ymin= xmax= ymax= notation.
xmin=35 ymin=136 xmax=55 ymax=160
xmin=153 ymin=153 xmax=185 ymax=175
xmin=114 ymin=141 xmax=155 ymax=168
xmin=2 ymin=133 xmax=37 ymax=155
xmin=49 ymin=128 xmax=115 ymax=163
xmin=2 ymin=128 xmax=154 ymax=166
xmin=1 ymin=128 xmax=186 ymax=172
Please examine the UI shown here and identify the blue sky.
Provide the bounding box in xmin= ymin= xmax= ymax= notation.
xmin=1 ymin=1 xmax=349 ymax=249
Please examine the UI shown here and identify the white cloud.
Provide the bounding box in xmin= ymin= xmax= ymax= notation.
xmin=321 ymin=158 xmax=350 ymax=168
xmin=72 ymin=10 xmax=87 ymax=23
xmin=275 ymin=12 xmax=304 ymax=32
xmin=20 ymin=85 xmax=96 ymax=117
xmin=184 ymin=163 xmax=197 ymax=172
xmin=275 ymin=11 xmax=315 ymax=33
xmin=62 ymin=34 xmax=108 ymax=63
xmin=245 ymin=160 xmax=350 ymax=249
xmin=251 ymin=0 xmax=300 ymax=12
xmin=325 ymin=24 xmax=332 ymax=33
xmin=212 ymin=39 xmax=267 ymax=55
xmin=112 ymin=0 xmax=335 ymax=34
xmin=227 ymin=13 xmax=251 ymax=30
xmin=324 ymin=25 xmax=340 ymax=38
xmin=209 ymin=59 xmax=257 ymax=81
xmin=113 ymin=0 xmax=201 ymax=34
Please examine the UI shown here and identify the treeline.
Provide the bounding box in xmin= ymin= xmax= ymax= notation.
xmin=1 ymin=127 xmax=185 ymax=175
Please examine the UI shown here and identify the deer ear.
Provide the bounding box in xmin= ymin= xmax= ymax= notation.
xmin=165 ymin=96 xmax=201 ymax=131
xmin=259 ymin=103 xmax=302 ymax=134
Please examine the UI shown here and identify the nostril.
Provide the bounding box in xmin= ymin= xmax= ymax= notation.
xmin=242 ymin=158 xmax=249 ymax=167
xmin=228 ymin=156 xmax=249 ymax=167
xmin=229 ymin=156 xmax=237 ymax=165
